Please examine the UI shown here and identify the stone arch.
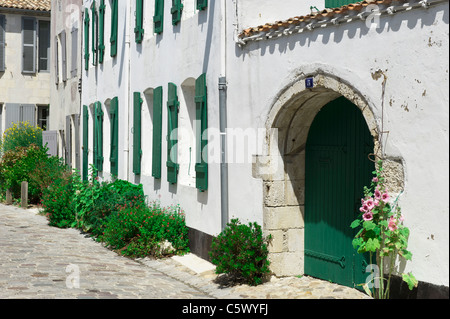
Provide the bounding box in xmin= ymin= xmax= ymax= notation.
xmin=258 ymin=72 xmax=381 ymax=277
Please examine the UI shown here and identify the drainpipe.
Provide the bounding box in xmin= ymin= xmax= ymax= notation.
xmin=219 ymin=0 xmax=229 ymax=231
xmin=219 ymin=77 xmax=228 ymax=231
xmin=124 ymin=1 xmax=131 ymax=181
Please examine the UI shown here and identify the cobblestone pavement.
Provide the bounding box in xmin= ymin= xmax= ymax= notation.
xmin=0 ymin=204 xmax=370 ymax=300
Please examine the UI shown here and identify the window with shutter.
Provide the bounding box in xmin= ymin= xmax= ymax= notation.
xmin=82 ymin=105 xmax=89 ymax=181
xmin=197 ymin=0 xmax=208 ymax=11
xmin=38 ymin=20 xmax=50 ymax=72
xmin=154 ymin=0 xmax=164 ymax=34
xmin=195 ymin=74 xmax=208 ymax=191
xmin=325 ymin=0 xmax=354 ymax=8
xmin=135 ymin=0 xmax=144 ymax=43
xmin=167 ymin=83 xmax=179 ymax=184
xmin=84 ymin=9 xmax=90 ymax=70
xmin=110 ymin=97 xmax=119 ymax=177
xmin=22 ymin=17 xmax=36 ymax=73
xmin=133 ymin=92 xmax=143 ymax=175
xmin=0 ymin=15 xmax=5 ymax=72
xmin=98 ymin=0 xmax=105 ymax=63
xmin=110 ymin=0 xmax=118 ymax=57
xmin=91 ymin=1 xmax=98 ymax=66
xmin=152 ymin=86 xmax=163 ymax=179
xmin=171 ymin=0 xmax=183 ymax=26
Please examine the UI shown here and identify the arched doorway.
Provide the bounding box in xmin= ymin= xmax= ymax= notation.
xmin=259 ymin=72 xmax=380 ymax=281
xmin=304 ymin=96 xmax=374 ymax=288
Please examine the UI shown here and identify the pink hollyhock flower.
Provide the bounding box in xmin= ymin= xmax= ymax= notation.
xmin=399 ymin=214 xmax=405 ymax=223
xmin=372 ymin=177 xmax=378 ymax=183
xmin=381 ymin=192 xmax=390 ymax=202
xmin=389 ymin=216 xmax=398 ymax=231
xmin=363 ymin=212 xmax=373 ymax=221
xmin=360 ymin=206 xmax=367 ymax=213
xmin=365 ymin=198 xmax=375 ymax=210
xmin=374 ymin=189 xmax=382 ymax=200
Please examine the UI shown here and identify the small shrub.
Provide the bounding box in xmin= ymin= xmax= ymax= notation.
xmin=0 ymin=121 xmax=43 ymax=154
xmin=0 ymin=144 xmax=62 ymax=203
xmin=101 ymin=202 xmax=189 ymax=258
xmin=209 ymin=218 xmax=272 ymax=286
xmin=41 ymin=173 xmax=76 ymax=228
xmin=73 ymin=169 xmax=146 ymax=236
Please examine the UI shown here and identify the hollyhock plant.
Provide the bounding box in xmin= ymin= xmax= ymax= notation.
xmin=350 ymin=160 xmax=416 ymax=299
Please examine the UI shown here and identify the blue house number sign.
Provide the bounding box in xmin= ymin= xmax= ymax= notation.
xmin=306 ymin=77 xmax=314 ymax=88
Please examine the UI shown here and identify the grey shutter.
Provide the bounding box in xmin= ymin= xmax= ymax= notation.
xmin=5 ymin=104 xmax=20 ymax=130
xmin=61 ymin=30 xmax=67 ymax=81
xmin=38 ymin=20 xmax=50 ymax=72
xmin=0 ymin=15 xmax=5 ymax=72
xmin=43 ymin=131 xmax=58 ymax=156
xmin=65 ymin=116 xmax=72 ymax=167
xmin=21 ymin=104 xmax=36 ymax=125
xmin=71 ymin=28 xmax=78 ymax=78
xmin=22 ymin=17 xmax=36 ymax=73
xmin=74 ymin=114 xmax=81 ymax=170
xmin=54 ymin=36 xmax=59 ymax=84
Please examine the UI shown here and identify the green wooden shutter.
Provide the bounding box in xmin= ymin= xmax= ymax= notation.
xmin=84 ymin=8 xmax=90 ymax=70
xmin=195 ymin=74 xmax=208 ymax=191
xmin=110 ymin=97 xmax=119 ymax=177
xmin=197 ymin=0 xmax=208 ymax=11
xmin=167 ymin=83 xmax=179 ymax=184
xmin=94 ymin=102 xmax=104 ymax=172
xmin=98 ymin=0 xmax=105 ymax=63
xmin=133 ymin=92 xmax=143 ymax=175
xmin=171 ymin=0 xmax=184 ymax=26
xmin=325 ymin=0 xmax=354 ymax=8
xmin=135 ymin=0 xmax=144 ymax=43
xmin=93 ymin=104 xmax=98 ymax=173
xmin=91 ymin=1 xmax=97 ymax=66
xmin=154 ymin=0 xmax=164 ymax=34
xmin=110 ymin=0 xmax=118 ymax=57
xmin=152 ymin=86 xmax=163 ymax=179
xmin=82 ymin=105 xmax=89 ymax=181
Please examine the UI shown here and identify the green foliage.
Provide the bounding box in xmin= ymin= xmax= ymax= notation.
xmin=41 ymin=172 xmax=76 ymax=228
xmin=0 ymin=144 xmax=67 ymax=203
xmin=72 ymin=167 xmax=146 ymax=236
xmin=100 ymin=202 xmax=189 ymax=258
xmin=351 ymin=160 xmax=415 ymax=299
xmin=1 ymin=121 xmax=43 ymax=154
xmin=209 ymin=219 xmax=272 ymax=286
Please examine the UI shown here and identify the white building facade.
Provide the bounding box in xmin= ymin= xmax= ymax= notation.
xmin=0 ymin=0 xmax=51 ymax=138
xmin=81 ymin=0 xmax=449 ymax=297
xmin=49 ymin=0 xmax=83 ymax=166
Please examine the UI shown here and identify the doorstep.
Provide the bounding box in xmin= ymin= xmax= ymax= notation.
xmin=171 ymin=253 xmax=216 ymax=276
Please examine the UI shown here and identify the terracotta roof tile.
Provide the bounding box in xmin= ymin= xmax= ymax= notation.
xmin=238 ymin=0 xmax=415 ymax=39
xmin=0 ymin=0 xmax=51 ymax=12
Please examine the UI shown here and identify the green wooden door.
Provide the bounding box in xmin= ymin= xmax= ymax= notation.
xmin=305 ymin=96 xmax=374 ymax=289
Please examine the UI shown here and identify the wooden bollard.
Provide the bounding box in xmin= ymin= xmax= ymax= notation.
xmin=21 ymin=181 xmax=28 ymax=209
xmin=6 ymin=189 xmax=12 ymax=205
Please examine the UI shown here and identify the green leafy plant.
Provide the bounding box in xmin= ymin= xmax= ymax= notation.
xmin=351 ymin=160 xmax=417 ymax=299
xmin=72 ymin=167 xmax=147 ymax=236
xmin=41 ymin=172 xmax=76 ymax=228
xmin=100 ymin=201 xmax=189 ymax=258
xmin=209 ymin=219 xmax=272 ymax=286
xmin=0 ymin=121 xmax=43 ymax=154
xmin=0 ymin=144 xmax=65 ymax=203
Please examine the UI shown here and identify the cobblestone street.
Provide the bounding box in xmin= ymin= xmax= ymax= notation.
xmin=0 ymin=204 xmax=370 ymax=300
